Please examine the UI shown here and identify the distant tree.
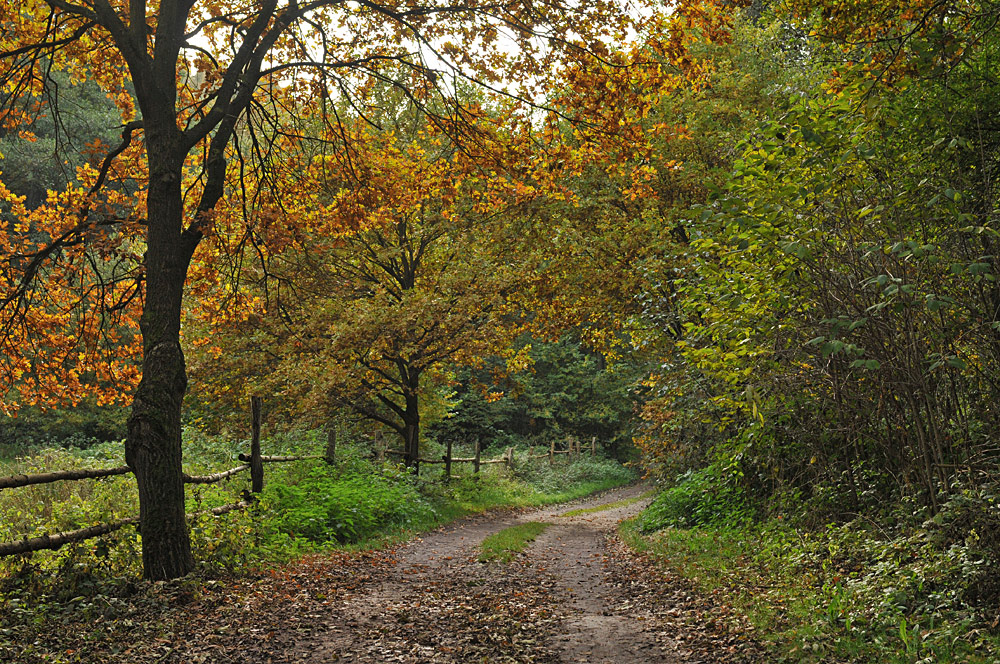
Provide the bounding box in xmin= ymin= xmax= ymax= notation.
xmin=0 ymin=71 xmax=122 ymax=208
xmin=187 ymin=116 xmax=538 ymax=466
xmin=430 ymin=337 xmax=644 ymax=459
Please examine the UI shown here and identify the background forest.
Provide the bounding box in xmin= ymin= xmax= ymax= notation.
xmin=3 ymin=0 xmax=1000 ymax=660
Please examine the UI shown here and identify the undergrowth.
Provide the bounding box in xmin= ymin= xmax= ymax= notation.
xmin=628 ymin=469 xmax=1000 ymax=663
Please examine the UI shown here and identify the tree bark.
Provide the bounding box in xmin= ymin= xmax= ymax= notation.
xmin=125 ymin=144 xmax=198 ymax=580
xmin=401 ymin=369 xmax=421 ymax=468
xmin=250 ymin=396 xmax=264 ymax=493
xmin=403 ymin=410 xmax=420 ymax=469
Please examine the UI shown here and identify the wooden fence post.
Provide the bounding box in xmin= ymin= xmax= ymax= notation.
xmin=250 ymin=396 xmax=263 ymax=493
xmin=445 ymin=439 xmax=453 ymax=481
xmin=474 ymin=439 xmax=481 ymax=474
xmin=325 ymin=425 xmax=337 ymax=465
xmin=549 ymin=439 xmax=554 ymax=465
xmin=591 ymin=436 xmax=597 ymax=456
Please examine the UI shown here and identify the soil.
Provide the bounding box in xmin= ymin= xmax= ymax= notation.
xmin=265 ymin=484 xmax=766 ymax=664
xmin=3 ymin=484 xmax=769 ymax=663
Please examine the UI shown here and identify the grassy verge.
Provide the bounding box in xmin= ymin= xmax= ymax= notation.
xmin=478 ymin=522 xmax=550 ymax=562
xmin=560 ymin=489 xmax=654 ymax=517
xmin=0 ymin=430 xmax=633 ymax=587
xmin=620 ymin=516 xmax=1000 ymax=663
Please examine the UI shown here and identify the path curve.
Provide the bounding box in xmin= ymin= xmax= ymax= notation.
xmin=303 ymin=484 xmax=688 ymax=663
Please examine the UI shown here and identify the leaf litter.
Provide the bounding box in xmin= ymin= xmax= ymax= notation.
xmin=2 ymin=485 xmax=769 ymax=663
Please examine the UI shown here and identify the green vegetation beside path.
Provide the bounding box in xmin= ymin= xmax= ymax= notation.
xmin=626 ymin=481 xmax=1000 ymax=664
xmin=478 ymin=522 xmax=550 ymax=562
xmin=0 ymin=429 xmax=634 ymax=640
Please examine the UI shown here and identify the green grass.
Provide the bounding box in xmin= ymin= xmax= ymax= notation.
xmin=0 ymin=432 xmax=635 ymax=578
xmin=620 ymin=516 xmax=1000 ymax=664
xmin=560 ymin=490 xmax=655 ymax=517
xmin=478 ymin=522 xmax=550 ymax=562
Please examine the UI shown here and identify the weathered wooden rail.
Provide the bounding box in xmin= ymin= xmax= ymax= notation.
xmin=0 ymin=397 xmax=600 ymax=557
xmin=0 ymin=465 xmax=132 ymax=490
xmin=383 ymin=436 xmax=596 ymax=479
xmin=384 ymin=439 xmax=511 ymax=471
xmin=0 ymin=396 xmax=322 ymax=558
xmin=0 ymin=499 xmax=255 ymax=557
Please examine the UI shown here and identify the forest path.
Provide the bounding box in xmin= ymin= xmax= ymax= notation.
xmin=279 ymin=484 xmax=764 ymax=664
xmin=308 ymin=483 xmax=663 ymax=663
xmin=93 ymin=484 xmax=767 ymax=663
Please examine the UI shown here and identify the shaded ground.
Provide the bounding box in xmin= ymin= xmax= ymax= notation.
xmin=3 ymin=485 xmax=767 ymax=663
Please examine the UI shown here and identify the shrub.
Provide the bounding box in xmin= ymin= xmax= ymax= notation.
xmin=263 ymin=464 xmax=434 ymax=545
xmin=642 ymin=459 xmax=752 ymax=531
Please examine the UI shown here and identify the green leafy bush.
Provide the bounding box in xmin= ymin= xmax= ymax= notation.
xmin=641 ymin=460 xmax=751 ymax=531
xmin=263 ymin=464 xmax=434 ymax=544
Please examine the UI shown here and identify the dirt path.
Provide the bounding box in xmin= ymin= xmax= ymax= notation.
xmin=296 ymin=484 xmax=652 ymax=663
xmin=277 ymin=484 xmax=764 ymax=664
xmin=525 ymin=488 xmax=672 ymax=663
xmin=8 ymin=485 xmax=767 ymax=663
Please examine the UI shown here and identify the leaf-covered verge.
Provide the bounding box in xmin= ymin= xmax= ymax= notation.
xmin=627 ymin=466 xmax=1000 ymax=663
xmin=0 ymin=429 xmax=633 ymax=662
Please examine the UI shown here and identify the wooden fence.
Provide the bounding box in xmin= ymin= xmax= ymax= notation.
xmin=379 ymin=435 xmax=597 ymax=478
xmin=0 ymin=397 xmax=320 ymax=558
xmin=0 ymin=398 xmax=598 ymax=557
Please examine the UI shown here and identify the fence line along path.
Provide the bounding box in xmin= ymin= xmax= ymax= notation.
xmin=0 ymin=396 xmax=318 ymax=558
xmin=0 ymin=398 xmax=596 ymax=558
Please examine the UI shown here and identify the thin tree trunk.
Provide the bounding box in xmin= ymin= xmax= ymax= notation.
xmin=401 ymin=369 xmax=421 ymax=468
xmin=404 ymin=417 xmax=420 ymax=469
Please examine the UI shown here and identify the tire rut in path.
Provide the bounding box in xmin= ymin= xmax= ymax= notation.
xmin=524 ymin=493 xmax=681 ymax=663
xmin=307 ymin=484 xmax=687 ymax=663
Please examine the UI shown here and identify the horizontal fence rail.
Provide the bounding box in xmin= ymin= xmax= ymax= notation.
xmin=0 ymin=500 xmax=254 ymax=557
xmin=0 ymin=465 xmax=131 ymax=490
xmin=0 ymin=516 xmax=140 ymax=557
xmin=184 ymin=464 xmax=250 ymax=485
xmin=0 ymin=396 xmax=599 ymax=559
xmin=238 ymin=453 xmax=323 ymax=463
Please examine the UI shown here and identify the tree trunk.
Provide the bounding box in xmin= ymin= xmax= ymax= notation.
xmin=403 ymin=408 xmax=420 ymax=469
xmin=125 ymin=149 xmax=198 ymax=580
xmin=401 ymin=369 xmax=421 ymax=468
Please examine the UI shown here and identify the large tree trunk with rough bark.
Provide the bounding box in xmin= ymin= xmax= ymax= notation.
xmin=124 ymin=141 xmax=199 ymax=580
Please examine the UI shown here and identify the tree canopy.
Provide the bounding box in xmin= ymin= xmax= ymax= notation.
xmin=0 ymin=0 xmax=654 ymax=578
